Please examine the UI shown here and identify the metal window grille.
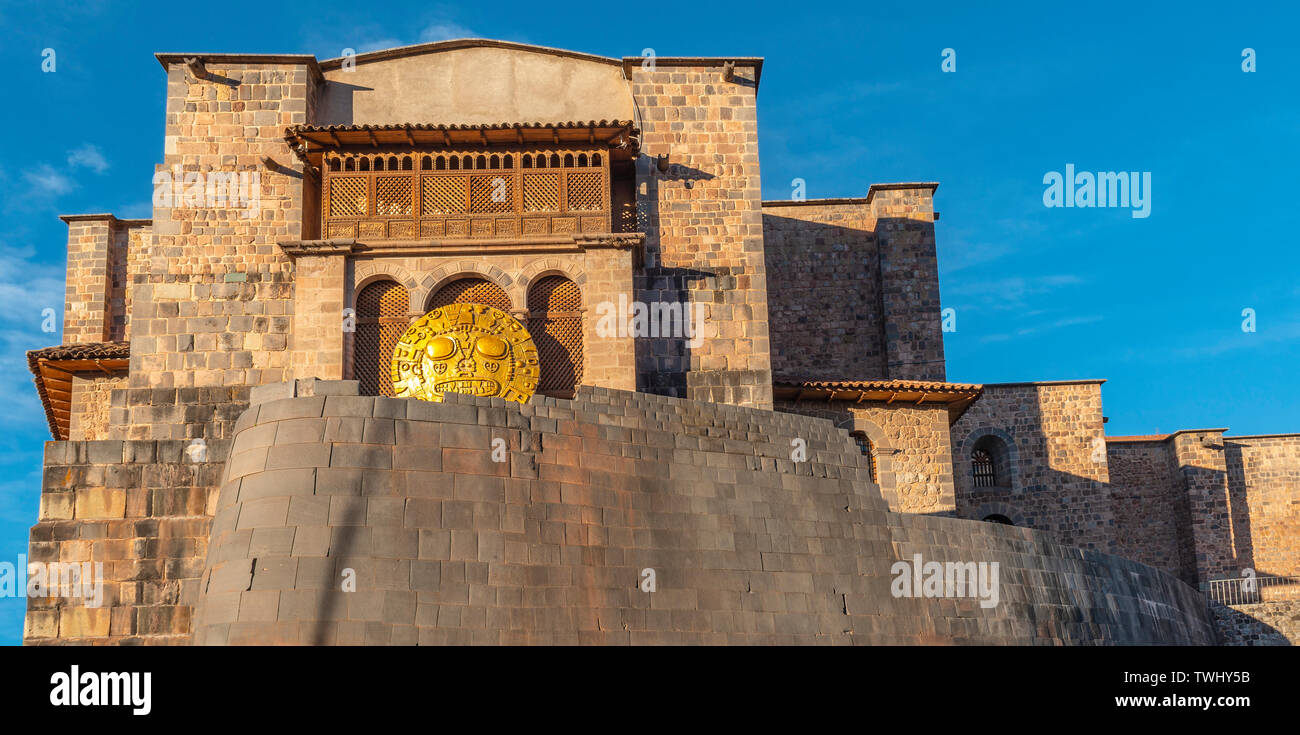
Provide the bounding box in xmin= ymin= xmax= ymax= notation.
xmin=851 ymin=432 xmax=877 ymax=483
xmin=527 ymin=276 xmax=583 ymax=396
xmin=972 ymin=449 xmax=997 ymax=487
xmin=355 ymin=280 xmax=410 ymax=397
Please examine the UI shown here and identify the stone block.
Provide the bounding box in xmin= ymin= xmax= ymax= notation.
xmin=74 ymin=488 xmax=126 ymax=519
xmin=249 ymin=381 xmax=295 ymax=406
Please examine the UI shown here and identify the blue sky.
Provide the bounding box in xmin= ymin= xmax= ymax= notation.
xmin=0 ymin=1 xmax=1297 ymax=643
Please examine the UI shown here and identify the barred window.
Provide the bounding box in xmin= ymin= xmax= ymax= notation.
xmin=354 ymin=280 xmax=409 ymax=397
xmin=971 ymin=434 xmax=1011 ymax=489
xmin=527 ymin=276 xmax=583 ymax=397
xmin=972 ymin=449 xmax=996 ymax=487
xmin=851 ymin=431 xmax=877 ymax=483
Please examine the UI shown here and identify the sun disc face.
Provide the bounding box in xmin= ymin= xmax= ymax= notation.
xmin=391 ymin=303 xmax=539 ymax=404
xmin=426 ymin=336 xmax=456 ymax=360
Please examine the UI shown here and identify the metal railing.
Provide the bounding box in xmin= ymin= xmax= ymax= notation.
xmin=1204 ymin=573 xmax=1300 ymax=605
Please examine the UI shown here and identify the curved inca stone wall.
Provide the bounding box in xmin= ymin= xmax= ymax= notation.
xmin=191 ymin=382 xmax=1215 ymax=645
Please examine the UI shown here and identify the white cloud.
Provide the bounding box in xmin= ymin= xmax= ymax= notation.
xmin=355 ymin=38 xmax=404 ymax=54
xmin=21 ymin=164 xmax=74 ymax=197
xmin=0 ymin=246 xmax=67 ymax=436
xmin=978 ymin=314 xmax=1103 ymax=343
xmin=313 ymin=18 xmax=476 ymax=59
xmin=1172 ymin=321 xmax=1300 ymax=360
xmin=948 ymin=274 xmax=1084 ymax=311
xmin=419 ymin=21 xmax=475 ymax=43
xmin=67 ymin=144 xmax=109 ymax=174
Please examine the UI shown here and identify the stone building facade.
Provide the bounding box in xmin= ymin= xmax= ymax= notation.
xmin=21 ymin=39 xmax=1298 ymax=645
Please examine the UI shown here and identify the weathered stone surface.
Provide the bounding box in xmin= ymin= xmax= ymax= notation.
xmin=185 ymin=389 xmax=1214 ymax=646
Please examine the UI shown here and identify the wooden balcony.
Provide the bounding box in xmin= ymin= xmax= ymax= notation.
xmin=322 ymin=147 xmax=613 ymax=241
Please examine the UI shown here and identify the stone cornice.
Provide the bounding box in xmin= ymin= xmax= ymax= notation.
xmin=279 ymin=233 xmax=644 ymax=258
xmin=865 ymin=182 xmax=940 ymax=204
xmin=276 ymin=239 xmax=356 ymax=257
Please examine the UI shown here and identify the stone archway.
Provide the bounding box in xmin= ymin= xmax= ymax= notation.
xmin=834 ymin=416 xmax=900 ymax=509
xmin=973 ymin=502 xmax=1028 ymax=528
xmin=416 ymin=261 xmax=517 ymax=313
xmin=956 ymin=426 xmax=1021 ymax=494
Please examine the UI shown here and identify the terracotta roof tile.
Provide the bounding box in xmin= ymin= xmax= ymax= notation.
xmin=27 ymin=342 xmax=130 ymax=440
xmin=27 ymin=341 xmax=129 ymax=362
xmin=774 ymin=378 xmax=982 ymax=394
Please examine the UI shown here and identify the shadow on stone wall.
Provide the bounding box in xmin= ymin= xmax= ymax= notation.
xmin=633 ymin=163 xmax=718 ymax=400
xmin=1210 ymin=601 xmax=1295 ymax=646
xmin=186 ymin=381 xmax=1216 ymax=645
xmin=761 ymin=215 xmax=885 ymax=381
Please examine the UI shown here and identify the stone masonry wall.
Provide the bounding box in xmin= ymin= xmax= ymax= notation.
xmin=69 ymin=374 xmax=128 ymax=442
xmin=1107 ymin=438 xmax=1196 ymax=584
xmin=761 ymin=191 xmax=945 ymax=383
xmin=629 ymin=62 xmax=772 ymax=409
xmin=187 ymin=381 xmax=1212 ymax=645
xmin=869 ymin=185 xmax=945 ymax=381
xmin=1103 ymin=430 xmax=1297 ymax=588
xmin=60 ymin=215 xmax=145 ymax=344
xmin=951 ymin=382 xmax=1114 ymax=551
xmin=1211 ymin=601 xmax=1300 ymax=645
xmin=1224 ymin=435 xmax=1300 ymax=580
xmin=1171 ymin=431 xmax=1236 ymax=583
xmin=24 ymin=439 xmax=227 ymax=644
xmin=762 ymin=201 xmax=885 ymax=381
xmin=121 ymin=59 xmax=317 ymax=439
xmin=109 ymin=386 xmax=251 ymax=442
xmin=774 ymin=399 xmax=955 ymax=515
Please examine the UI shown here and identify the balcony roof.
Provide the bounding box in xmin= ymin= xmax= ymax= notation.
xmin=285 ymin=120 xmax=639 ymax=158
xmin=27 ymin=342 xmax=130 ymax=440
xmin=773 ymin=378 xmax=984 ymax=424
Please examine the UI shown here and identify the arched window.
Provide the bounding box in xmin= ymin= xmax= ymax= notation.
xmin=527 ymin=275 xmax=583 ymax=397
xmin=426 ymin=277 xmax=512 ymax=312
xmin=971 ymin=435 xmax=1010 ymax=489
xmin=355 ymin=280 xmax=409 ymax=397
xmin=982 ymin=514 xmax=1014 ymax=525
xmin=850 ymin=431 xmax=877 ymax=483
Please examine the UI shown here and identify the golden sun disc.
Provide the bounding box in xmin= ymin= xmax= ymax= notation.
xmin=391 ymin=303 xmax=540 ymax=404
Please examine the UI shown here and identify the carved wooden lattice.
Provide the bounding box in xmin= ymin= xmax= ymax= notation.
xmin=422 ymin=177 xmax=467 ymax=214
xmin=329 ymin=177 xmax=367 ymax=217
xmin=565 ymin=172 xmax=603 ymax=211
xmin=427 ymin=278 xmax=512 ymax=312
xmin=375 ymin=177 xmax=412 ymax=216
xmin=355 ymin=280 xmax=410 ymax=397
xmin=323 ymin=148 xmax=609 ymax=240
xmin=527 ymin=276 xmax=583 ymax=396
xmin=523 ymin=174 xmax=559 ymax=212
xmin=470 ymin=175 xmax=512 ymax=214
